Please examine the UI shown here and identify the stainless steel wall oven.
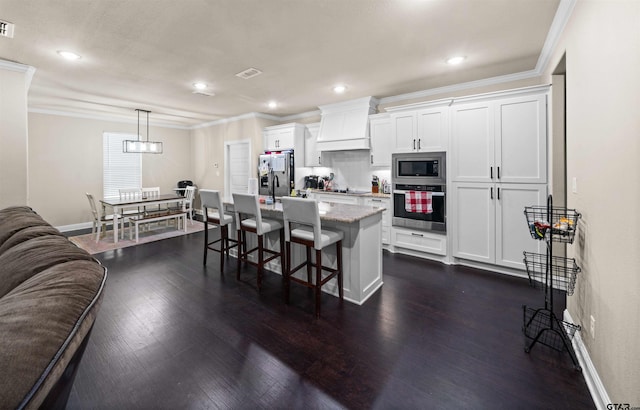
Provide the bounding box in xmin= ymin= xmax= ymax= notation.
xmin=392 ymin=152 xmax=446 ymax=233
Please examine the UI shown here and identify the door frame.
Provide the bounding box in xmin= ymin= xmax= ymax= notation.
xmin=224 ymin=139 xmax=252 ymax=196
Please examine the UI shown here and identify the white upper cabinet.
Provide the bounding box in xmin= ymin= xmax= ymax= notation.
xmin=451 ymin=91 xmax=547 ymax=184
xmin=416 ymin=107 xmax=449 ymax=151
xmin=304 ymin=122 xmax=322 ymax=167
xmin=450 ymin=101 xmax=495 ymax=182
xmin=369 ymin=114 xmax=393 ymax=167
xmin=495 ymin=94 xmax=547 ymax=184
xmin=389 ymin=105 xmax=448 ymax=152
xmin=264 ymin=123 xmax=305 ymax=151
xmin=391 ymin=111 xmax=417 ymax=152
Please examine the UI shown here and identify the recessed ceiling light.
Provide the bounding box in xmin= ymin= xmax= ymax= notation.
xmin=268 ymin=101 xmax=278 ymax=109
xmin=446 ymin=56 xmax=466 ymax=65
xmin=333 ymin=85 xmax=347 ymax=94
xmin=193 ymin=82 xmax=208 ymax=90
xmin=57 ymin=50 xmax=81 ymax=61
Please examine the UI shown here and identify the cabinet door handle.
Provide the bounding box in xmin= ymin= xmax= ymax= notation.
xmin=318 ymin=156 xmax=321 ymax=165
xmin=490 ymin=166 xmax=493 ymax=179
xmin=411 ymin=232 xmax=424 ymax=237
xmin=490 ymin=187 xmax=493 ymax=199
xmin=372 ymin=199 xmax=382 ymax=202
xmin=497 ymin=187 xmax=501 ymax=200
xmin=418 ymin=139 xmax=421 ymax=150
xmin=371 ymin=154 xmax=374 ymax=164
xmin=497 ymin=166 xmax=501 ymax=179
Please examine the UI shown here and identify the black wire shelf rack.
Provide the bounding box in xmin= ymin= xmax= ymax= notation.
xmin=523 ymin=251 xmax=581 ymax=295
xmin=524 ymin=205 xmax=581 ymax=243
xmin=523 ymin=306 xmax=581 ymax=358
xmin=521 ymin=195 xmax=582 ymax=371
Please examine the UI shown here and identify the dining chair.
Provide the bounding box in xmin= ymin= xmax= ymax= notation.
xmin=232 ymin=193 xmax=284 ymax=291
xmin=281 ymin=196 xmax=344 ymax=318
xmin=200 ymin=189 xmax=238 ymax=272
xmin=183 ymin=186 xmax=196 ymax=224
xmin=119 ymin=188 xmax=142 ymax=201
xmin=86 ymin=193 xmax=125 ymax=242
xmin=140 ymin=186 xmax=166 ymax=228
xmin=141 ymin=186 xmax=160 ymax=199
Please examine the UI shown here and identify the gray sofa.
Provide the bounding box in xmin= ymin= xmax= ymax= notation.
xmin=0 ymin=206 xmax=107 ymax=409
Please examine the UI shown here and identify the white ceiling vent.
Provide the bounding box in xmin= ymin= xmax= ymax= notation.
xmin=235 ymin=67 xmax=262 ymax=80
xmin=0 ymin=20 xmax=15 ymax=38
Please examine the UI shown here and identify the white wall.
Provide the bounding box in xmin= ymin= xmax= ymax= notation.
xmin=190 ymin=114 xmax=279 ymax=207
xmin=543 ymin=0 xmax=640 ymax=405
xmin=28 ymin=112 xmax=191 ymax=227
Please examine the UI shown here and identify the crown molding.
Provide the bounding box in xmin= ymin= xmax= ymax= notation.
xmin=27 ymin=0 xmax=577 ymax=131
xmin=380 ymin=0 xmax=575 ymax=107
xmin=0 ymin=59 xmax=37 ymax=90
xmin=190 ymin=112 xmax=265 ymax=129
xmin=379 ymin=69 xmax=540 ymax=106
xmin=278 ymin=109 xmax=321 ymax=122
xmin=535 ymin=0 xmax=577 ymax=73
xmin=0 ymin=58 xmax=32 ymax=73
xmin=28 ymin=108 xmax=190 ymax=130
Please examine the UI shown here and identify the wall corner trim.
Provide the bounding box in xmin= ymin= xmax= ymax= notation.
xmin=564 ymin=309 xmax=611 ymax=410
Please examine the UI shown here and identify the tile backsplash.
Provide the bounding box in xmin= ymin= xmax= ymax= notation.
xmin=306 ymin=150 xmax=390 ymax=192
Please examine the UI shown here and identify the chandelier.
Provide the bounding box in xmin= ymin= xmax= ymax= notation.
xmin=123 ymin=109 xmax=163 ymax=154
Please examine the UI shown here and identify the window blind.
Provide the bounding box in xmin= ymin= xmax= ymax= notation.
xmin=103 ymin=133 xmax=141 ymax=199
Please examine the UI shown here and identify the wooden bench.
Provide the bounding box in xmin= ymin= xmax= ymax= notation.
xmin=127 ymin=210 xmax=187 ymax=242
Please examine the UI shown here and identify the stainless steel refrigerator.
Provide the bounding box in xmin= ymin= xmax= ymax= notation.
xmin=258 ymin=150 xmax=294 ymax=198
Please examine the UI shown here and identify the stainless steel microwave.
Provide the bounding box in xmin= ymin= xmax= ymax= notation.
xmin=392 ymin=152 xmax=446 ymax=185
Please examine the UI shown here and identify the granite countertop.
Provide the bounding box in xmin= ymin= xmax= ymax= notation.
xmin=223 ymin=198 xmax=384 ymax=224
xmin=308 ymin=189 xmax=391 ymax=199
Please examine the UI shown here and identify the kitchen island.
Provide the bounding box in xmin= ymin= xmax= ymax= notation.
xmin=222 ymin=199 xmax=385 ymax=305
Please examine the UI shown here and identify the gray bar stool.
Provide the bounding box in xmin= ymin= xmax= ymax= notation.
xmin=281 ymin=197 xmax=344 ymax=318
xmin=232 ymin=193 xmax=285 ymax=290
xmin=201 ymin=190 xmax=238 ymax=272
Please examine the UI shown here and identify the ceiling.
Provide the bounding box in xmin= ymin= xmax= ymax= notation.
xmin=0 ymin=0 xmax=561 ymax=127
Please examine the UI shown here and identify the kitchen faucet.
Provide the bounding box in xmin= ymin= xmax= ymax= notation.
xmin=270 ymin=169 xmax=279 ymax=201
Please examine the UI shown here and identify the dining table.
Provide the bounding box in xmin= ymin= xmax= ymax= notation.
xmin=100 ymin=194 xmax=185 ymax=243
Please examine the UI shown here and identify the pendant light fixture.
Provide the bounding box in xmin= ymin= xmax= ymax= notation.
xmin=123 ymin=109 xmax=163 ymax=153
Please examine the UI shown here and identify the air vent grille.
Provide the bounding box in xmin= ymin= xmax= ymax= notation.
xmin=0 ymin=20 xmax=15 ymax=38
xmin=235 ymin=67 xmax=262 ymax=80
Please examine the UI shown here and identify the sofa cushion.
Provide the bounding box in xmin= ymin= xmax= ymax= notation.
xmin=0 ymin=236 xmax=95 ymax=299
xmin=0 ymin=207 xmax=51 ymax=247
xmin=0 ymin=259 xmax=106 ymax=408
xmin=0 ymin=225 xmax=64 ymax=256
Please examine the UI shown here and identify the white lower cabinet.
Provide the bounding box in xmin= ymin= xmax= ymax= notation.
xmin=391 ymin=227 xmax=447 ymax=255
xmin=308 ymin=193 xmax=390 ymax=245
xmin=313 ymin=192 xmax=360 ymax=205
xmin=451 ymin=182 xmax=546 ymax=269
xmin=363 ymin=197 xmax=390 ymax=244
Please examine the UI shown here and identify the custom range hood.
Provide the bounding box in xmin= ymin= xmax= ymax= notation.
xmin=316 ymin=96 xmax=379 ymax=151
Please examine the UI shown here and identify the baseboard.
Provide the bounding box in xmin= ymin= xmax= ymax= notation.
xmin=564 ymin=309 xmax=611 ymax=410
xmin=56 ymin=222 xmax=93 ymax=232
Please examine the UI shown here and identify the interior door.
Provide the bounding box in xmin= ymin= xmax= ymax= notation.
xmin=226 ymin=141 xmax=251 ymax=195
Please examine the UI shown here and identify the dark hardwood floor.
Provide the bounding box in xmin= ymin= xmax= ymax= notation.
xmin=66 ymin=228 xmax=594 ymax=409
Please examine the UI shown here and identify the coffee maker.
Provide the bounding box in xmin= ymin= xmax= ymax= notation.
xmin=304 ymin=175 xmax=319 ymax=189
